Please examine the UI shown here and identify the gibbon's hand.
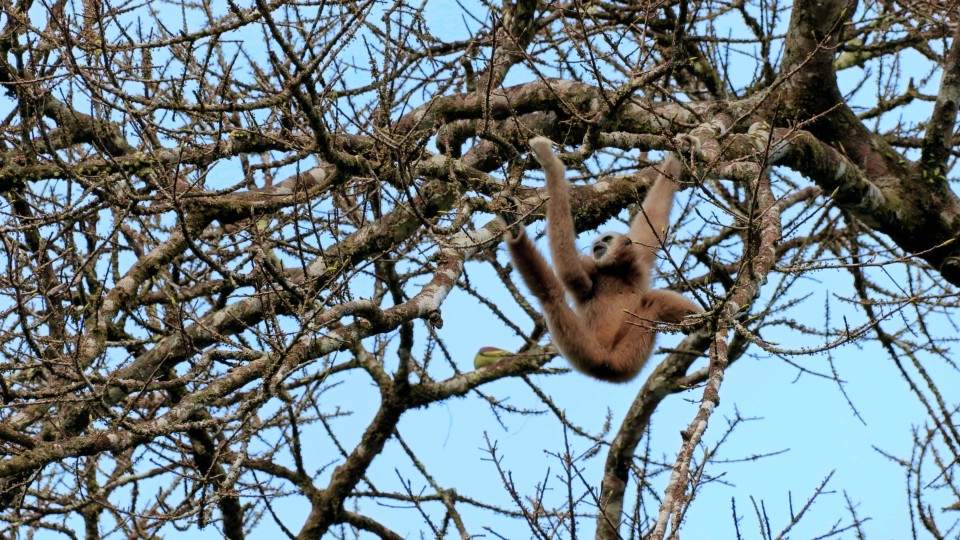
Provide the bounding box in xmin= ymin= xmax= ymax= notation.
xmin=496 ymin=195 xmax=524 ymax=239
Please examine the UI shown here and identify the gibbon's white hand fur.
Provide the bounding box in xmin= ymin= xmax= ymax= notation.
xmin=502 ymin=138 xmax=702 ymax=383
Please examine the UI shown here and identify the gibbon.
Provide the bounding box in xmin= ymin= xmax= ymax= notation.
xmin=501 ymin=138 xmax=701 ymax=383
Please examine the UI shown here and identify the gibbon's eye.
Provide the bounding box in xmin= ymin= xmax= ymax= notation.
xmin=601 ymin=235 xmax=614 ymax=244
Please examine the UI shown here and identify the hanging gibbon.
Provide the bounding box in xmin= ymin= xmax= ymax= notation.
xmin=501 ymin=138 xmax=702 ymax=383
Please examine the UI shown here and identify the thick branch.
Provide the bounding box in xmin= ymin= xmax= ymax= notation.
xmin=767 ymin=129 xmax=960 ymax=285
xmin=651 ymin=165 xmax=781 ymax=539
xmin=920 ymin=23 xmax=960 ymax=177
xmin=595 ymin=333 xmax=712 ymax=540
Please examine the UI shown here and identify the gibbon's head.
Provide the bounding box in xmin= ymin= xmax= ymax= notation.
xmin=591 ymin=231 xmax=635 ymax=267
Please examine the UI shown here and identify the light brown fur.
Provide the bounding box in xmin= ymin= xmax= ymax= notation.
xmin=504 ymin=137 xmax=701 ymax=383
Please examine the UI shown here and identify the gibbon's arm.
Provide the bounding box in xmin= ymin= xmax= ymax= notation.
xmin=504 ymin=228 xmax=567 ymax=305
xmin=629 ymin=153 xmax=682 ymax=269
xmin=528 ymin=137 xmax=594 ymax=299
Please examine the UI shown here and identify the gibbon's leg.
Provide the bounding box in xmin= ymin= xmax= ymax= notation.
xmin=528 ymin=137 xmax=594 ymax=300
xmin=584 ymin=291 xmax=703 ymax=382
xmin=541 ymin=302 xmax=654 ymax=383
xmin=643 ymin=289 xmax=703 ymax=324
xmin=603 ymin=325 xmax=657 ymax=382
xmin=629 ymin=153 xmax=683 ymax=270
xmin=543 ymin=290 xmax=699 ymax=382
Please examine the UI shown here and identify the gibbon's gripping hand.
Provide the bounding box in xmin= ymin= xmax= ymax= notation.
xmin=497 ymin=195 xmax=525 ymax=240
xmin=660 ymin=151 xmax=684 ymax=181
xmin=528 ymin=137 xmax=560 ymax=171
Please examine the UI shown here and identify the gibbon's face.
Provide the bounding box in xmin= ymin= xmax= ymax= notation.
xmin=591 ymin=232 xmax=633 ymax=266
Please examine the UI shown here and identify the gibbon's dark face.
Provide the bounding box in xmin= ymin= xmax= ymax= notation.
xmin=591 ymin=232 xmax=632 ymax=266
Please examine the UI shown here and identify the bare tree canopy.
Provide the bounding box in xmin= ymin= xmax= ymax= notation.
xmin=0 ymin=0 xmax=958 ymax=537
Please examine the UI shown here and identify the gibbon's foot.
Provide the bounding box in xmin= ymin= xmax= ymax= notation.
xmin=679 ymin=310 xmax=709 ymax=335
xmin=497 ymin=195 xmax=524 ymax=239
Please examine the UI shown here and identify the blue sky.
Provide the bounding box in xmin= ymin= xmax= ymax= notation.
xmin=2 ymin=0 xmax=955 ymax=537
